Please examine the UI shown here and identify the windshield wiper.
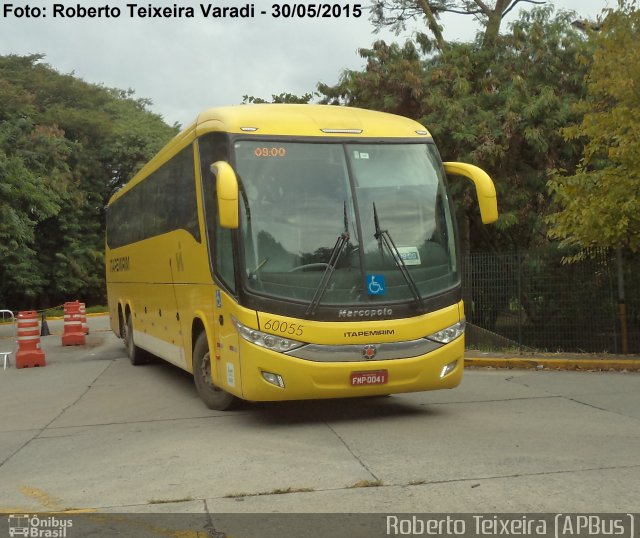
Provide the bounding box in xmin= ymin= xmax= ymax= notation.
xmin=305 ymin=202 xmax=350 ymax=317
xmin=248 ymin=256 xmax=269 ymax=281
xmin=372 ymin=202 xmax=425 ymax=313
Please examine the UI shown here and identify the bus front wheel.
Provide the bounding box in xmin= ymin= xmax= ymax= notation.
xmin=193 ymin=332 xmax=238 ymax=411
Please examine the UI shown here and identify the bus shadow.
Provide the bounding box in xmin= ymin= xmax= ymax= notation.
xmin=146 ymin=359 xmax=444 ymax=425
xmin=242 ymin=396 xmax=442 ymax=426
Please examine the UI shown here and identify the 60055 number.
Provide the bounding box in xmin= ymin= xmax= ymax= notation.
xmin=263 ymin=319 xmax=304 ymax=337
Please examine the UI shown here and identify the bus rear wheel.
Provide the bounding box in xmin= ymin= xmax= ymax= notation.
xmin=193 ymin=332 xmax=238 ymax=411
xmin=124 ymin=313 xmax=147 ymax=366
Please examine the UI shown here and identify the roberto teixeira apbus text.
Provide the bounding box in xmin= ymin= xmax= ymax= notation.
xmin=385 ymin=514 xmax=636 ymax=537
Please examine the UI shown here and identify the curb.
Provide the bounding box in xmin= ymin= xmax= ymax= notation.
xmin=465 ymin=357 xmax=640 ymax=371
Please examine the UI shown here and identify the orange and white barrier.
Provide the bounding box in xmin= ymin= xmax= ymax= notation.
xmin=16 ymin=310 xmax=46 ymax=368
xmin=79 ymin=302 xmax=89 ymax=335
xmin=61 ymin=301 xmax=86 ymax=346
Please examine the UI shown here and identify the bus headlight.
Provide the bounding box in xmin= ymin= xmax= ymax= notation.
xmin=428 ymin=319 xmax=465 ymax=344
xmin=232 ymin=317 xmax=306 ymax=352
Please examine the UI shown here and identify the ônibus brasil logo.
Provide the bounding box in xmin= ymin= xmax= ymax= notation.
xmin=7 ymin=514 xmax=73 ymax=537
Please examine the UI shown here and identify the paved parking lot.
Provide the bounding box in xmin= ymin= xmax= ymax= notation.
xmin=1 ymin=316 xmax=639 ymax=526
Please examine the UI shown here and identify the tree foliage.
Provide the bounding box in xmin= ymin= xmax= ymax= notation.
xmin=320 ymin=6 xmax=588 ymax=253
xmin=242 ymin=92 xmax=313 ymax=104
xmin=370 ymin=0 xmax=546 ymax=50
xmin=0 ymin=54 xmax=177 ymax=310
xmin=548 ymin=0 xmax=640 ymax=252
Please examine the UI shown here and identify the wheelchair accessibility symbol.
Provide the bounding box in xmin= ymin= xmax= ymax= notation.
xmin=367 ymin=274 xmax=386 ymax=295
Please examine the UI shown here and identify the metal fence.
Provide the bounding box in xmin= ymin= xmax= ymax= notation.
xmin=462 ymin=250 xmax=640 ymax=354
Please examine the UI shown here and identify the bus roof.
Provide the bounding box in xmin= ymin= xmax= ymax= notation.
xmin=109 ymin=105 xmax=432 ymax=205
xmin=194 ymin=104 xmax=431 ymax=138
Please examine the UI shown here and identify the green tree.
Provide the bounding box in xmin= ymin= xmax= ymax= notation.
xmin=0 ymin=74 xmax=74 ymax=305
xmin=0 ymin=54 xmax=177 ymax=309
xmin=242 ymin=92 xmax=314 ymax=104
xmin=321 ymin=7 xmax=588 ymax=253
xmin=370 ymin=0 xmax=546 ymax=51
xmin=548 ymin=0 xmax=640 ymax=252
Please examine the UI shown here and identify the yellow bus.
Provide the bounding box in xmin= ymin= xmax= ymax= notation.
xmin=105 ymin=104 xmax=497 ymax=410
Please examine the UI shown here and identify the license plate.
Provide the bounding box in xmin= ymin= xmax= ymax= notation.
xmin=350 ymin=370 xmax=388 ymax=386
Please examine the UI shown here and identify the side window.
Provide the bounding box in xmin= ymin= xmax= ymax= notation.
xmin=106 ymin=144 xmax=199 ymax=248
xmin=198 ymin=133 xmax=235 ymax=293
xmin=172 ymin=147 xmax=200 ymax=241
xmin=154 ymin=145 xmax=200 ymax=241
xmin=216 ymin=224 xmax=235 ymax=291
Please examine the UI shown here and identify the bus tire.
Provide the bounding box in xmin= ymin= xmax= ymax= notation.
xmin=124 ymin=313 xmax=147 ymax=366
xmin=193 ymin=332 xmax=238 ymax=411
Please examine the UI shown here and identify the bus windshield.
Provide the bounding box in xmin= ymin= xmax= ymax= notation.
xmin=233 ymin=140 xmax=458 ymax=308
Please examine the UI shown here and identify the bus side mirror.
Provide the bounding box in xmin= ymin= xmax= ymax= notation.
xmin=443 ymin=162 xmax=498 ymax=224
xmin=211 ymin=161 xmax=239 ymax=229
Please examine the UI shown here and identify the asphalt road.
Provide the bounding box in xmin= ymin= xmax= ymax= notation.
xmin=0 ymin=316 xmax=638 ymax=535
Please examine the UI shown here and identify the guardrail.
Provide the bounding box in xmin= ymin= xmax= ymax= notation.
xmin=0 ymin=309 xmax=16 ymax=369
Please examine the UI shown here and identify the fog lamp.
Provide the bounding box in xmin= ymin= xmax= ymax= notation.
xmin=440 ymin=359 xmax=459 ymax=379
xmin=262 ymin=371 xmax=285 ymax=388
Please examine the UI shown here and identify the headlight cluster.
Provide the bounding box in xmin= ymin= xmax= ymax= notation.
xmin=428 ymin=319 xmax=465 ymax=344
xmin=232 ymin=317 xmax=305 ymax=352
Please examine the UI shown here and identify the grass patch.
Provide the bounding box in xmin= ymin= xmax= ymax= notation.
xmin=224 ymin=486 xmax=314 ymax=499
xmin=147 ymin=496 xmax=194 ymax=505
xmin=268 ymin=487 xmax=314 ymax=495
xmin=86 ymin=305 xmax=108 ymax=314
xmin=466 ymin=345 xmax=525 ymax=354
xmin=348 ymin=479 xmax=383 ymax=489
xmin=0 ymin=305 xmax=107 ymax=322
xmin=224 ymin=492 xmax=250 ymax=499
xmin=43 ymin=305 xmax=107 ymax=317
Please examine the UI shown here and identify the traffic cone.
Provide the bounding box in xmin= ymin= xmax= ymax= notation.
xmin=16 ymin=311 xmax=46 ymax=368
xmin=40 ymin=312 xmax=51 ymax=337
